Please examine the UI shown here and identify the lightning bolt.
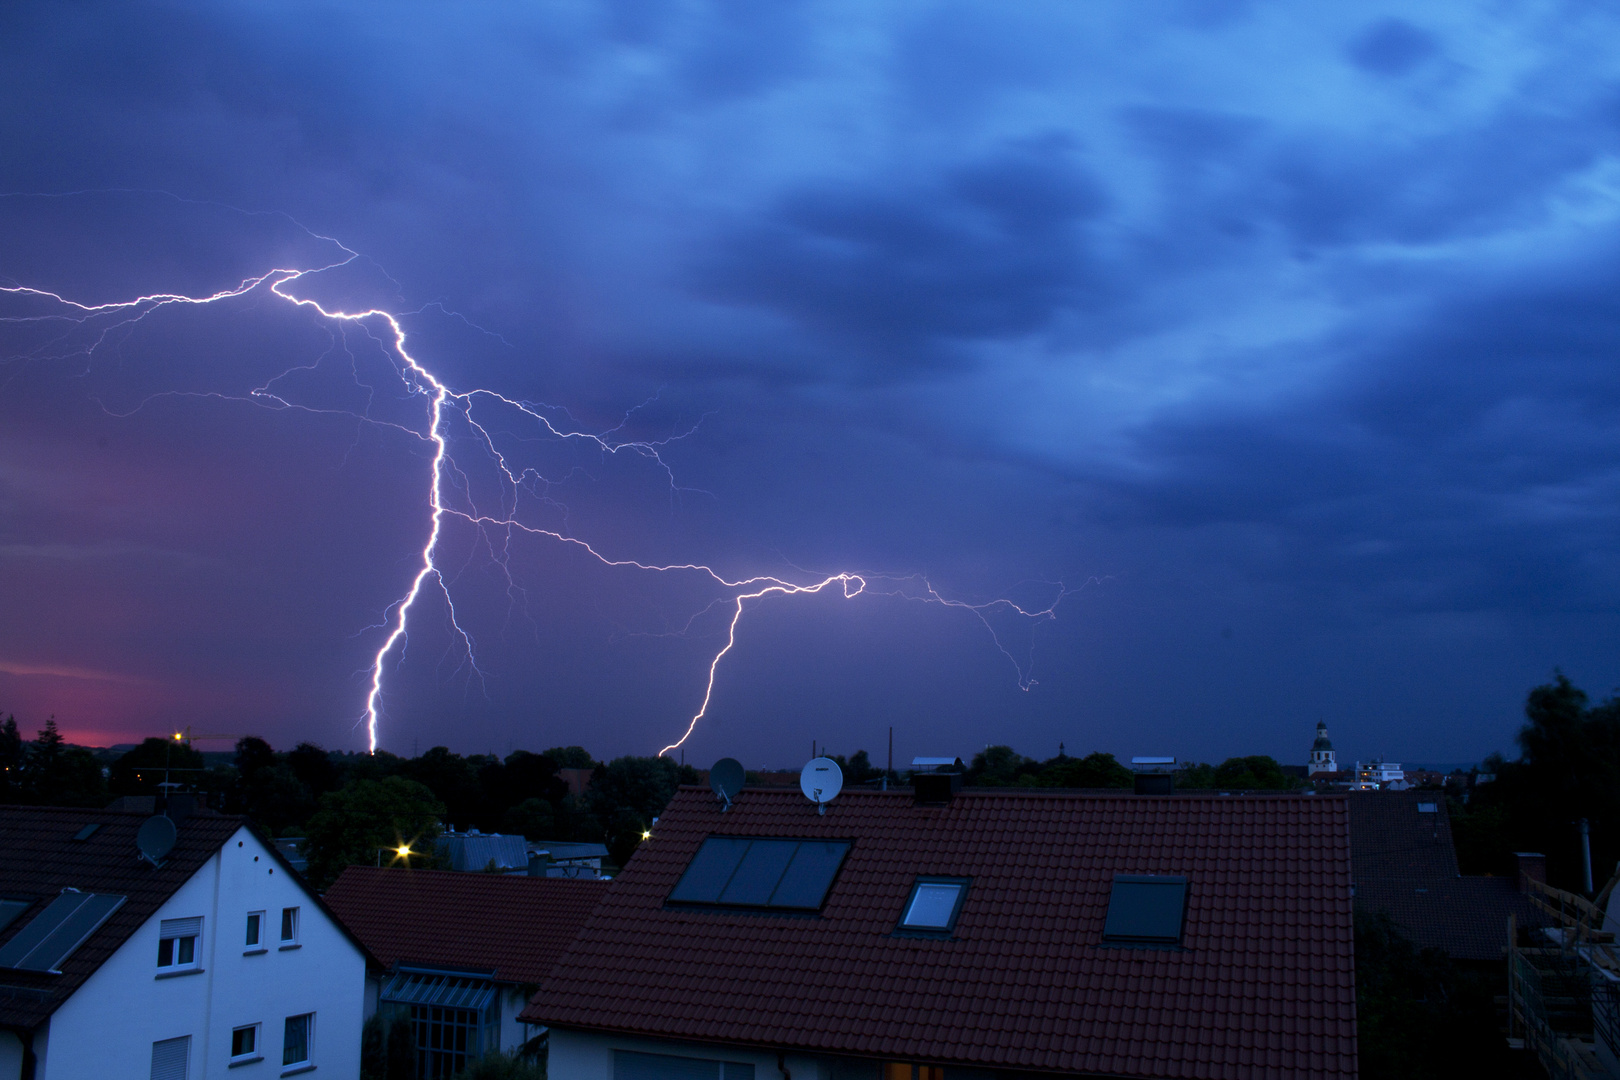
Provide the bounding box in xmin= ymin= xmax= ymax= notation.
xmin=0 ymin=217 xmax=1070 ymax=756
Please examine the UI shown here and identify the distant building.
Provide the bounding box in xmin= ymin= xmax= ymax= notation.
xmin=1308 ymin=721 xmax=1338 ymax=776
xmin=531 ymin=842 xmax=610 ymax=879
xmin=1355 ymin=759 xmax=1405 ymax=787
xmin=1346 ymin=789 xmax=1535 ymax=962
xmin=435 ymin=829 xmax=530 ymax=873
xmin=325 ymin=867 xmax=608 ymax=1076
xmin=0 ymin=804 xmax=369 ymax=1079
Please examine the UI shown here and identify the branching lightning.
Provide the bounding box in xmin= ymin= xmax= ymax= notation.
xmin=1 ymin=226 xmax=1068 ymax=756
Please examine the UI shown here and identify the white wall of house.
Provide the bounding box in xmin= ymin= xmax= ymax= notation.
xmin=36 ymin=825 xmax=365 ymax=1080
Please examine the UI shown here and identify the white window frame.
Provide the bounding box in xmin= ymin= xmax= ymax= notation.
xmin=245 ymin=910 xmax=266 ymax=954
xmin=281 ymin=1012 xmax=314 ymax=1073
xmin=156 ymin=917 xmax=203 ymax=976
xmin=278 ymin=906 xmax=299 ymax=949
xmin=229 ymin=1023 xmax=262 ymax=1064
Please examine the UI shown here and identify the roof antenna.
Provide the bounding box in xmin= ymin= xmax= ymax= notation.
xmin=709 ymin=758 xmax=744 ymax=812
xmin=800 ymin=756 xmax=844 ymax=816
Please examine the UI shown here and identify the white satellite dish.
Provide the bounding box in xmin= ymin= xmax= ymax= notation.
xmin=136 ymin=815 xmax=178 ymax=867
xmin=800 ymin=757 xmax=843 ymax=815
xmin=709 ymin=758 xmax=745 ymax=811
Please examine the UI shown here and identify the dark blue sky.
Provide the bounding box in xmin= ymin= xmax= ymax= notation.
xmin=1 ymin=2 xmax=1617 ymax=768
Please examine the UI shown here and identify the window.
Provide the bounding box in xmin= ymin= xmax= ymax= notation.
xmin=667 ymin=837 xmax=851 ymax=911
xmin=896 ymin=877 xmax=969 ymax=935
xmin=245 ymin=911 xmax=264 ymax=950
xmin=884 ymin=1067 xmax=943 ymax=1080
xmin=150 ymin=1035 xmax=190 ymax=1080
xmin=282 ymin=1013 xmax=313 ymax=1069
xmin=157 ymin=917 xmax=202 ymax=973
xmin=1417 ymin=802 xmax=1437 ymax=813
xmin=1101 ymin=875 xmax=1188 ymax=946
xmin=72 ymin=823 xmax=103 ymax=841
xmin=613 ymin=1050 xmax=755 ymax=1079
xmin=279 ymin=907 xmax=299 ymax=946
xmin=230 ymin=1024 xmax=260 ymax=1062
xmin=411 ymin=1005 xmax=481 ymax=1078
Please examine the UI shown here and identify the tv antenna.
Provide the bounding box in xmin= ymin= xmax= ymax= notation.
xmin=800 ymin=756 xmax=843 ymax=816
xmin=136 ymin=815 xmax=178 ymax=868
xmin=709 ymin=758 xmax=745 ymax=812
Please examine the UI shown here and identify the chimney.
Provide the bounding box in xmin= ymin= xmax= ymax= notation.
xmin=1130 ymin=757 xmax=1176 ymax=796
xmin=912 ymin=771 xmax=963 ymax=806
xmin=1514 ymin=852 xmax=1547 ymax=894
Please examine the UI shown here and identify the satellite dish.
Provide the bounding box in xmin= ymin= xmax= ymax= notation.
xmin=136 ymin=815 xmax=178 ymax=866
xmin=709 ymin=758 xmax=745 ymax=811
xmin=800 ymin=757 xmax=843 ymax=816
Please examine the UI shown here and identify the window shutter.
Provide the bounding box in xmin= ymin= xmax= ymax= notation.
xmin=150 ymin=1035 xmax=190 ymax=1080
xmin=160 ymin=917 xmax=202 ymax=940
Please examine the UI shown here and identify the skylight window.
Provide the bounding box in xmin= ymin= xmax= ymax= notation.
xmin=1417 ymin=802 xmax=1437 ymax=813
xmin=0 ymin=891 xmax=126 ymax=972
xmin=896 ymin=877 xmax=970 ymax=936
xmin=1101 ymin=875 xmax=1188 ymax=946
xmin=668 ymin=837 xmax=851 ymax=911
xmin=71 ymin=823 xmax=102 ymax=842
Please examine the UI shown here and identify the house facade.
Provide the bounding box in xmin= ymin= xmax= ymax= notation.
xmin=0 ymin=804 xmax=368 ymax=1080
xmin=325 ymin=866 xmax=608 ymax=1077
xmin=526 ymin=785 xmax=1358 ymax=1079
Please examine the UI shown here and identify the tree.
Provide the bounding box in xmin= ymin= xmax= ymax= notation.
xmin=966 ymin=746 xmax=1038 ymax=786
xmin=244 ymin=765 xmax=317 ymax=836
xmin=1459 ymin=673 xmax=1620 ymax=888
xmin=234 ymin=736 xmax=276 ymax=781
xmin=108 ymin=737 xmax=205 ymax=796
xmin=1211 ymin=755 xmax=1295 ymax=790
xmin=502 ymin=798 xmax=557 ymax=841
xmin=403 ymin=747 xmax=483 ymax=829
xmin=584 ymin=756 xmax=696 ymax=863
xmin=286 ymin=742 xmax=340 ymax=798
xmin=0 ymin=715 xmax=22 ymax=802
xmin=1038 ymin=752 xmax=1134 ymax=789
xmin=303 ymin=777 xmax=445 ymax=890
xmin=542 ymin=746 xmax=596 ymax=770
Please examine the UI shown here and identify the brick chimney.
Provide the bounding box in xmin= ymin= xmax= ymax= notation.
xmin=1514 ymin=852 xmax=1547 ymax=894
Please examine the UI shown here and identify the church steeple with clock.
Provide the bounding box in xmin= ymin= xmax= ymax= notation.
xmin=1309 ymin=721 xmax=1337 ymax=776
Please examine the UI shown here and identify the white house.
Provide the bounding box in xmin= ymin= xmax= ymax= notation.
xmin=0 ymin=803 xmax=370 ymax=1080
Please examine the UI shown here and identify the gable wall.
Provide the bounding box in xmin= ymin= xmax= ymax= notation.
xmin=38 ymin=825 xmax=365 ymax=1079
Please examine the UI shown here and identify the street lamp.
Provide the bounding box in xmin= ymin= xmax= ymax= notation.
xmin=376 ymin=844 xmax=414 ymax=867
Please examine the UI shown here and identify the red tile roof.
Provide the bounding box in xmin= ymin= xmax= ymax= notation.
xmin=524 ymin=788 xmax=1357 ymax=1079
xmin=0 ymin=806 xmax=245 ymax=1030
xmin=324 ymin=867 xmax=609 ymax=985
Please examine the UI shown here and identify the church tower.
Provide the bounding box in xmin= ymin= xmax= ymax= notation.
xmin=1308 ymin=721 xmax=1337 ymax=776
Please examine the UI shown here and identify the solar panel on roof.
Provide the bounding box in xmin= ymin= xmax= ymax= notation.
xmin=1102 ymin=875 xmax=1187 ymax=946
xmin=717 ymin=839 xmax=797 ymax=906
xmin=669 ymin=837 xmax=851 ymax=911
xmin=770 ymin=841 xmax=851 ymax=909
xmin=0 ymin=891 xmax=126 ymax=972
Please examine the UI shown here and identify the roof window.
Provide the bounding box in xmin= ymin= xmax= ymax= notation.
xmin=71 ymin=823 xmax=103 ymax=842
xmin=896 ymin=877 xmax=970 ymax=936
xmin=1101 ymin=875 xmax=1188 ymax=947
xmin=0 ymin=890 xmax=126 ymax=972
xmin=668 ymin=837 xmax=851 ymax=911
xmin=1417 ymin=802 xmax=1437 ymax=813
